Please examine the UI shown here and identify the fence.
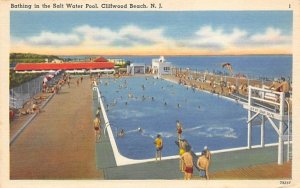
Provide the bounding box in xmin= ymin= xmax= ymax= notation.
xmin=9 ymin=73 xmax=63 ymax=109
xmin=10 ymin=75 xmax=45 ymax=109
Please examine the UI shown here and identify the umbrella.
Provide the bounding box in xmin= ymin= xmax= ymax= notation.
xmin=43 ymin=77 xmax=48 ymax=82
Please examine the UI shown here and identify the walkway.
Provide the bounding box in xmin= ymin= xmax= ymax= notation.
xmin=96 ymin=143 xmax=290 ymax=179
xmin=10 ymin=77 xmax=103 ymax=179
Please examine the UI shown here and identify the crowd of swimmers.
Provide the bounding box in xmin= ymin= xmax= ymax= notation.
xmin=175 ymin=72 xmax=291 ymax=99
xmin=101 ymin=78 xmax=199 ymax=113
xmin=10 ymin=73 xmax=88 ymax=121
xmin=42 ymin=73 xmax=71 ymax=94
xmin=12 ymin=73 xmax=68 ymax=118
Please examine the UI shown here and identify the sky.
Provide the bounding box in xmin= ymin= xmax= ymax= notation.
xmin=10 ymin=11 xmax=292 ymax=56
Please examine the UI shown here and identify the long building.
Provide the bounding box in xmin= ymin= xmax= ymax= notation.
xmin=14 ymin=62 xmax=115 ymax=74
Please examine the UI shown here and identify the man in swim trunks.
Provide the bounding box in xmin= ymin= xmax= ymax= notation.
xmin=93 ymin=115 xmax=101 ymax=142
xmin=181 ymin=151 xmax=194 ymax=180
xmin=275 ymin=78 xmax=290 ymax=97
xmin=203 ymin=145 xmax=212 ymax=165
xmin=154 ymin=134 xmax=163 ymax=161
xmin=197 ymin=151 xmax=210 ymax=180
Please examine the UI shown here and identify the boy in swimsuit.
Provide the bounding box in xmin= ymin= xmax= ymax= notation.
xmin=181 ymin=151 xmax=193 ymax=180
xmin=197 ymin=151 xmax=210 ymax=180
xmin=154 ymin=134 xmax=163 ymax=161
xmin=93 ymin=115 xmax=101 ymax=142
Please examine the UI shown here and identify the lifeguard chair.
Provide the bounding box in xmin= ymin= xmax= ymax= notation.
xmin=243 ymin=86 xmax=292 ymax=165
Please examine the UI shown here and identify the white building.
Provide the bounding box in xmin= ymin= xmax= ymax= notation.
xmin=108 ymin=58 xmax=126 ymax=66
xmin=127 ymin=63 xmax=146 ymax=75
xmin=51 ymin=59 xmax=63 ymax=63
xmin=151 ymin=56 xmax=172 ymax=75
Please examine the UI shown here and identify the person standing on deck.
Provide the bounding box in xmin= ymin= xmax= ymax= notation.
xmin=93 ymin=115 xmax=101 ymax=142
xmin=275 ymin=78 xmax=290 ymax=97
xmin=181 ymin=151 xmax=194 ymax=180
xmin=67 ymin=77 xmax=70 ymax=88
xmin=77 ymin=79 xmax=80 ymax=87
xmin=96 ymin=107 xmax=101 ymax=118
xmin=154 ymin=134 xmax=163 ymax=161
xmin=197 ymin=151 xmax=210 ymax=180
xmin=178 ymin=139 xmax=186 ymax=172
xmin=202 ymin=146 xmax=212 ymax=166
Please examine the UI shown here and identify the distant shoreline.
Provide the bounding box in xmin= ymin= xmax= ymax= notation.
xmin=57 ymin=54 xmax=292 ymax=57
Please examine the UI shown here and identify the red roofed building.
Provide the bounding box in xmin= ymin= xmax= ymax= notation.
xmin=15 ymin=62 xmax=115 ymax=74
xmin=93 ymin=57 xmax=108 ymax=62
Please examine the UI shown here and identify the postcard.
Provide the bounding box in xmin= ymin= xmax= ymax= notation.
xmin=1 ymin=0 xmax=299 ymax=187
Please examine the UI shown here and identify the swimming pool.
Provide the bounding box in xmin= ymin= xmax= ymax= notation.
xmin=99 ymin=77 xmax=278 ymax=160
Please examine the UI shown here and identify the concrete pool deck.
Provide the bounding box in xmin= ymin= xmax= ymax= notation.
xmin=9 ymin=75 xmax=292 ymax=180
xmin=10 ymin=77 xmax=103 ymax=179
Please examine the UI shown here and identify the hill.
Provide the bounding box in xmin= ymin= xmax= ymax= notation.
xmin=10 ymin=53 xmax=62 ymax=63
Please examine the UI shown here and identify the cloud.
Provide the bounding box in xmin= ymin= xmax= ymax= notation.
xmin=73 ymin=25 xmax=118 ymax=46
xmin=73 ymin=24 xmax=166 ymax=47
xmin=119 ymin=25 xmax=166 ymax=45
xmin=249 ymin=27 xmax=291 ymax=45
xmin=26 ymin=31 xmax=81 ymax=46
xmin=183 ymin=25 xmax=248 ymax=49
xmin=179 ymin=25 xmax=291 ymax=52
xmin=11 ymin=24 xmax=292 ymax=55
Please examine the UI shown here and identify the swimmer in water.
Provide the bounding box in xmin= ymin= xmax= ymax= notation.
xmin=164 ymin=102 xmax=167 ymax=106
xmin=125 ymin=102 xmax=128 ymax=105
xmin=138 ymin=127 xmax=143 ymax=133
xmin=151 ymin=97 xmax=154 ymax=101
xmin=177 ymin=104 xmax=181 ymax=108
xmin=118 ymin=129 xmax=125 ymax=137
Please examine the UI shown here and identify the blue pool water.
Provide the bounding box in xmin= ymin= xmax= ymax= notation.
xmin=99 ymin=77 xmax=278 ymax=160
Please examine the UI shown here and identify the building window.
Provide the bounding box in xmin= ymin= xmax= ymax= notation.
xmin=163 ymin=67 xmax=170 ymax=71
